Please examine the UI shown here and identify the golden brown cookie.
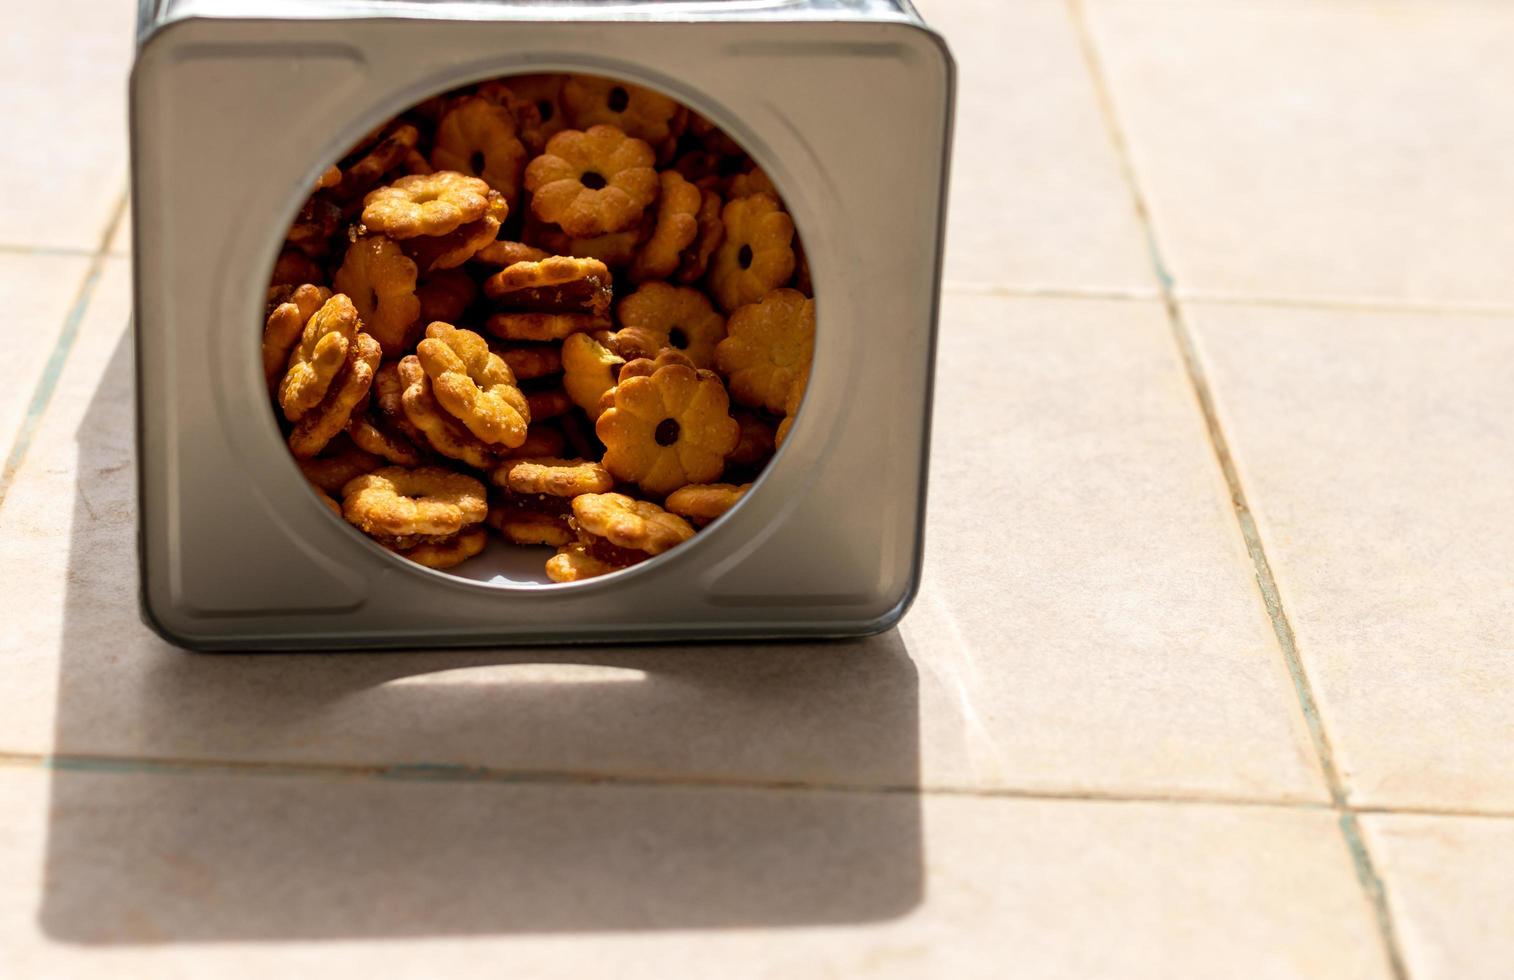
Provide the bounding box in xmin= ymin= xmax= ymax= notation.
xmin=664 ymin=482 xmax=750 ymax=526
xmin=596 ymin=361 xmax=740 ymax=496
xmin=361 ymin=171 xmax=492 ymax=239
xmin=401 ymin=189 xmax=508 ymax=272
xmin=289 ymin=332 xmax=381 ymax=459
xmin=544 ymin=541 xmax=622 ymax=582
xmin=342 ymin=465 xmax=488 ymax=538
xmin=490 ymin=506 xmax=575 ymax=548
xmin=675 ymin=187 xmax=725 ymax=284
xmin=347 ymin=407 xmax=427 ymax=466
xmin=488 ymin=74 xmax=567 ymax=154
xmin=279 ymin=293 xmax=359 ymax=421
xmin=572 ymin=492 xmax=694 ymax=556
xmin=708 ymin=193 xmax=796 ymax=313
xmin=629 ymin=170 xmax=702 ymax=282
xmin=263 ymin=284 xmax=332 ymax=391
xmin=397 ymin=355 xmax=502 ymax=469
xmin=399 ymin=526 xmax=489 ymax=569
xmin=495 ymin=457 xmax=614 ymax=498
xmin=615 ymin=282 xmax=726 ymax=370
xmin=416 ymin=322 xmax=531 ymax=448
xmin=333 ymin=236 xmax=422 ymax=353
xmin=727 ymin=166 xmax=779 ymax=201
xmin=561 ymin=76 xmax=684 ymax=146
xmin=523 ymin=126 xmax=658 ymax=237
xmin=715 ymin=288 xmax=814 ymax=414
xmin=431 ymin=97 xmax=529 ymax=206
xmin=561 ymin=332 xmax=625 ymax=420
xmin=482 ymin=255 xmax=614 ymax=318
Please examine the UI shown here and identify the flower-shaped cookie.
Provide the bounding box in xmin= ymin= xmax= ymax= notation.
xmin=544 ymin=541 xmax=621 ymax=583
xmin=727 ymin=166 xmax=779 ymax=201
xmin=629 ymin=171 xmax=702 ymax=282
xmin=495 ymin=457 xmax=614 ymax=499
xmin=708 ymin=193 xmax=795 ymax=313
xmin=401 ymin=189 xmax=508 ymax=273
xmin=595 ymin=360 xmax=739 ymax=496
xmin=524 ymin=126 xmax=658 ymax=237
xmin=484 ymin=74 xmax=567 ymax=154
xmin=397 ymin=354 xmax=502 ymax=470
xmin=483 ymin=255 xmax=614 ymax=318
xmin=664 ymin=482 xmax=750 ymax=526
xmin=289 ymin=332 xmax=381 ymax=459
xmin=333 ymin=236 xmax=421 ymax=353
xmin=561 ymin=332 xmax=625 ymax=419
xmin=676 ymin=188 xmax=725 ymax=284
xmin=572 ymin=492 xmax=694 ymax=556
xmin=402 ymin=527 xmax=489 ymax=569
xmin=342 ymin=466 xmax=488 ymax=538
xmin=263 ymin=284 xmax=331 ymax=391
xmin=715 ymin=288 xmax=814 ymax=414
xmin=279 ymin=293 xmax=359 ymax=421
xmin=615 ymin=282 xmax=726 ymax=370
xmin=561 ymin=76 xmax=683 ymax=146
xmin=362 ymin=171 xmax=493 ymax=239
xmin=431 ymin=97 xmax=529 ymax=206
xmin=416 ymin=322 xmax=530 ymax=448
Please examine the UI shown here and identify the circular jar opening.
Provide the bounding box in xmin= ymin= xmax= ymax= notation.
xmin=260 ymin=71 xmax=814 ymax=586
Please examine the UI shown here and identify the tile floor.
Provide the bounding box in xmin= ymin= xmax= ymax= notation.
xmin=1 ymin=0 xmax=1510 ymax=976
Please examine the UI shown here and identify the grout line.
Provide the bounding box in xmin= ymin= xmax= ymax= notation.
xmin=0 ymin=749 xmax=1330 ymax=811
xmin=0 ymin=243 xmax=101 ymax=259
xmin=941 ymin=281 xmax=1162 ymax=302
xmin=7 ymin=748 xmax=1514 ymax=819
xmin=0 ymin=192 xmax=128 ymax=511
xmin=1175 ymin=290 xmax=1514 ymax=319
xmin=941 ymin=280 xmax=1514 ymax=318
xmin=1064 ymin=2 xmax=1411 ymax=977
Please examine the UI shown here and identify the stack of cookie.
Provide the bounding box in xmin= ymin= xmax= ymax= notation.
xmin=261 ymin=73 xmax=814 ymax=580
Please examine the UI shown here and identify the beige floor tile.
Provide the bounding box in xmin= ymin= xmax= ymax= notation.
xmin=914 ymin=0 xmax=1156 ymax=293
xmin=907 ymin=292 xmax=1324 ymax=799
xmin=1087 ymin=0 xmax=1514 ymax=307
xmin=1361 ymin=813 xmax=1514 ymax=980
xmin=1187 ymin=302 xmax=1514 ymax=810
xmin=2 ymin=1 xmax=134 ymax=250
xmin=0 ymin=254 xmax=92 ymax=458
xmin=0 ymin=285 xmax=1324 ymax=803
xmin=0 ymin=765 xmax=1388 ymax=977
